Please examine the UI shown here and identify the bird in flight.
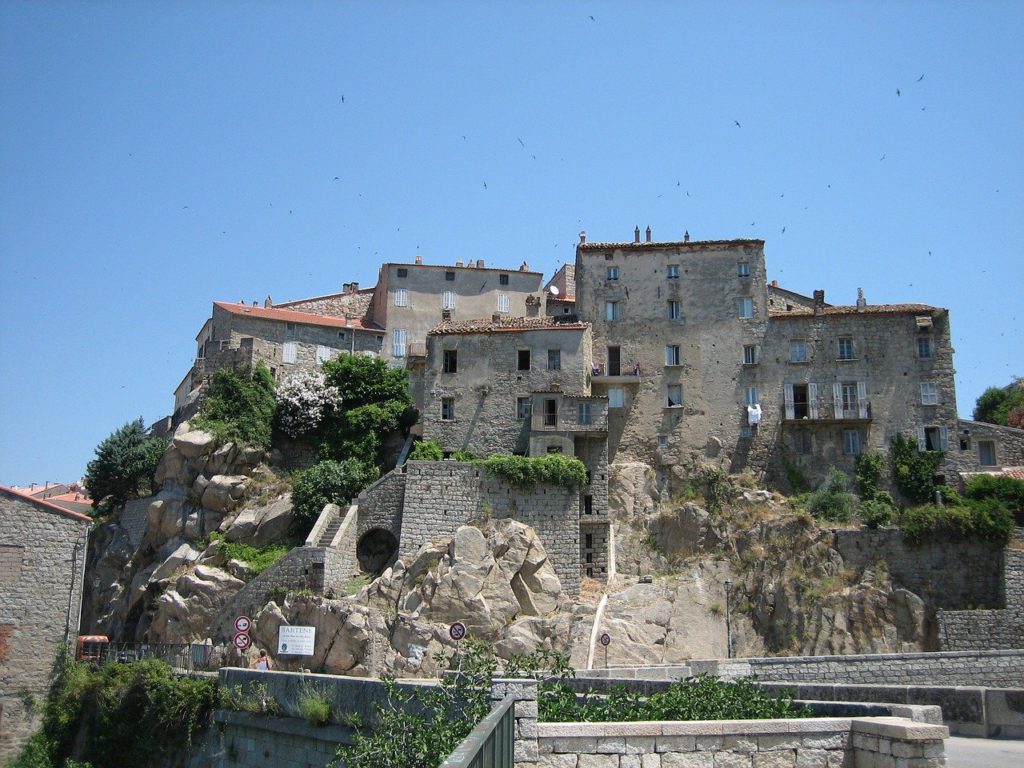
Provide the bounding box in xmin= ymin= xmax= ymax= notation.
xmin=517 ymin=137 xmax=524 ymax=147
xmin=483 ymin=182 xmax=487 ymax=189
xmin=782 ymin=226 xmax=786 ymax=233
xmin=734 ymin=120 xmax=741 ymax=127
xmin=917 ymin=74 xmax=925 ymax=82
xmin=341 ymin=95 xmax=345 ymax=103
xmin=880 ymin=154 xmax=886 ymax=161
xmin=896 ymin=88 xmax=901 ymax=97
xmin=589 ymin=15 xmax=595 ymax=21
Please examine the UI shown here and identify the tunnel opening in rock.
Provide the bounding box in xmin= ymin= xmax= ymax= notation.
xmin=357 ymin=528 xmax=399 ymax=576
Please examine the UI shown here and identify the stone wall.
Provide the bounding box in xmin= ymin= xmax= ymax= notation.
xmin=356 ymin=469 xmax=407 ymax=539
xmin=399 ymin=462 xmax=581 ymax=594
xmin=0 ymin=491 xmax=91 ymax=764
xmin=273 ymin=287 xmax=374 ymax=320
xmin=948 ymin=419 xmax=1024 ymax=476
xmin=833 ymin=528 xmax=1003 ymax=610
xmin=938 ymin=549 xmax=1024 ymax=650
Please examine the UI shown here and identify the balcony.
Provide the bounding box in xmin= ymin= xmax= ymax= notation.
xmin=530 ymin=397 xmax=608 ymax=433
xmin=782 ymin=400 xmax=873 ymax=424
xmin=590 ymin=362 xmax=642 ymax=385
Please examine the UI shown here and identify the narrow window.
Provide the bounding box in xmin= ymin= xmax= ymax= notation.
xmin=441 ymin=397 xmax=455 ymax=421
xmin=443 ymin=349 xmax=458 ymax=373
xmin=282 ymin=341 xmax=297 ymax=364
xmin=745 ymin=387 xmax=759 ymax=406
xmin=497 ymin=293 xmax=510 ymax=313
xmin=917 ymin=337 xmax=933 ymax=359
xmin=394 ymin=288 xmax=408 ymax=307
xmin=578 ymin=403 xmax=592 ymax=424
xmin=738 ymin=298 xmax=754 ymax=319
xmin=547 ymin=349 xmax=561 ymax=370
xmin=516 ymin=397 xmax=532 ymax=419
xmin=743 ymin=345 xmax=757 ymax=365
xmin=316 ymin=345 xmax=332 ymax=364
xmin=499 ymin=273 xmax=509 ymax=286
xmin=584 ymin=495 xmax=594 ymax=514
xmin=790 ymin=340 xmax=807 ymax=363
xmin=658 ymin=435 xmax=668 ymax=447
xmin=517 ymin=349 xmax=531 ymax=371
xmin=978 ymin=441 xmax=996 ymax=466
xmin=737 ymin=262 xmax=751 ymax=278
xmin=667 ymin=384 xmax=683 ymax=407
xmin=544 ymin=399 xmax=558 ymax=427
xmin=286 ymin=322 xmax=296 ymax=332
xmin=396 ymin=267 xmax=408 ymax=278
xmin=667 ymin=264 xmax=680 ymax=279
xmin=605 ymin=301 xmax=620 ymax=321
xmin=442 ymin=291 xmax=456 ymax=310
xmin=608 ymin=387 xmax=625 ymax=408
xmin=837 ymin=337 xmax=855 ymax=360
xmin=392 ymin=329 xmax=407 ymax=357
xmin=920 ymin=382 xmax=938 ymax=405
xmin=919 ymin=426 xmax=948 ymax=452
xmin=843 ymin=429 xmax=861 ymax=455
xmin=445 ymin=270 xmax=455 ymax=281
xmin=606 ymin=266 xmax=619 ymax=280
xmin=793 ymin=429 xmax=812 ymax=455
xmin=667 ymin=300 xmax=682 ymax=320
xmin=665 ymin=345 xmax=680 ymax=366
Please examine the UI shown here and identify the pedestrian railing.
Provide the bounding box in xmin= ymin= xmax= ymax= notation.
xmin=439 ymin=695 xmax=515 ymax=768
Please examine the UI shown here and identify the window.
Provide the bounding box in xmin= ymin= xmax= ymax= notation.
xmin=785 ymin=382 xmax=819 ymax=420
xmin=546 ymin=445 xmax=563 ymax=454
xmin=739 ymin=426 xmax=753 ymax=438
xmin=978 ymin=440 xmax=997 ymax=466
xmin=667 ymin=264 xmax=680 ymax=279
xmin=578 ymin=403 xmax=592 ymax=424
xmin=442 ymin=290 xmax=456 ymax=309
xmin=920 ymin=382 xmax=939 ymax=405
xmin=443 ymin=349 xmax=458 ymax=373
xmin=584 ymin=495 xmax=594 ymax=514
xmin=316 ymin=345 xmax=332 ymax=364
xmin=837 ymin=337 xmax=855 ymax=360
xmin=544 ymin=399 xmax=558 ymax=427
xmin=396 ymin=267 xmax=408 ymax=278
xmin=737 ymin=298 xmax=754 ymax=319
xmin=917 ymin=337 xmax=933 ymax=359
xmin=658 ymin=435 xmax=668 ymax=447
xmin=499 ymin=273 xmax=509 ymax=286
xmin=517 ymin=349 xmax=531 ymax=370
xmin=605 ymin=301 xmax=620 ymax=321
xmin=497 ymin=293 xmax=510 ymax=313
xmin=743 ymin=345 xmax=757 ymax=365
xmin=843 ymin=429 xmax=861 ymax=455
xmin=608 ymin=387 xmax=625 ymax=408
xmin=338 ymin=331 xmax=346 ymax=340
xmin=745 ymin=387 xmax=759 ymax=406
xmin=286 ymin=322 xmax=296 ymax=332
xmin=842 ymin=382 xmax=858 ymax=414
xmin=606 ymin=266 xmax=619 ymax=280
xmin=547 ymin=349 xmax=561 ymax=370
xmin=667 ymin=300 xmax=682 ymax=320
xmin=445 ymin=271 xmax=455 ymax=281
xmin=392 ymin=328 xmax=407 ymax=357
xmin=919 ymin=426 xmax=948 ymax=452
xmin=516 ymin=397 xmax=532 ymax=419
xmin=665 ymin=345 xmax=680 ymax=366
xmin=282 ymin=341 xmax=297 ymax=364
xmin=737 ymin=262 xmax=750 ymax=277
xmin=667 ymin=384 xmax=683 ymax=407
xmin=792 ymin=429 xmax=812 ymax=455
xmin=790 ymin=340 xmax=807 ymax=363
xmin=441 ymin=397 xmax=455 ymax=421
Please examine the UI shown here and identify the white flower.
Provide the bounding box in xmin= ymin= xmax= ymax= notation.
xmin=275 ymin=368 xmax=342 ymax=438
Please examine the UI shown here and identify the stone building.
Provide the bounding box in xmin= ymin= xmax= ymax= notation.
xmin=0 ymin=487 xmax=91 ymax=763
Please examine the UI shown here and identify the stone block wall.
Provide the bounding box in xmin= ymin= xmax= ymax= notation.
xmin=833 ymin=529 xmax=1003 ymax=610
xmin=356 ymin=469 xmax=407 ymax=538
xmin=0 ymin=492 xmax=91 ymax=764
xmin=938 ymin=549 xmax=1024 ymax=650
xmin=400 ymin=462 xmax=582 ymax=594
xmin=947 ymin=419 xmax=1024 ymax=476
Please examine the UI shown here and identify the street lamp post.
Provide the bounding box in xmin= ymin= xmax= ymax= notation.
xmin=723 ymin=579 xmax=732 ymax=659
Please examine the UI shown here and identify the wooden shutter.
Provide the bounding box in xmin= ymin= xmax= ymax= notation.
xmin=282 ymin=341 xmax=297 ymax=364
xmin=808 ymin=382 xmax=819 ymax=420
xmin=939 ymin=426 xmax=949 ymax=451
xmin=857 ymin=382 xmax=868 ymax=419
xmin=917 ymin=427 xmax=927 ymax=452
xmin=784 ymin=384 xmax=795 ymax=420
xmin=832 ymin=383 xmax=843 ymax=419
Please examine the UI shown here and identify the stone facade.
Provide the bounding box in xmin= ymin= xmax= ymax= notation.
xmin=948 ymin=419 xmax=1024 ymax=479
xmin=0 ymin=488 xmax=91 ymax=764
xmin=938 ymin=549 xmax=1024 ymax=650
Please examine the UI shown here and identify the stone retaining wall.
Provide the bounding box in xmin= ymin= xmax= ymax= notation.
xmin=356 ymin=469 xmax=406 ymax=539
xmin=938 ymin=549 xmax=1024 ymax=650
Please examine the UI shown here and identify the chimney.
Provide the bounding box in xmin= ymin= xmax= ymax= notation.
xmin=856 ymin=287 xmax=867 ymax=310
xmin=492 ymin=313 xmax=501 ymax=323
xmin=645 ymin=225 xmax=652 ymax=243
xmin=477 ymin=259 xmax=485 ymax=269
xmin=342 ymin=282 xmax=350 ymax=293
xmin=579 ymin=231 xmax=587 ymax=244
xmin=349 ymin=282 xmax=358 ymax=293
xmin=456 ymin=258 xmax=464 ymax=267
xmin=252 ymin=300 xmax=258 ymax=307
xmin=415 ymin=254 xmax=423 ymax=264
xmin=771 ymin=280 xmax=778 ymax=288
xmin=264 ymin=295 xmax=273 ymax=308
xmin=520 ymin=261 xmax=530 ymax=271
xmin=813 ymin=289 xmax=826 ymax=314
xmin=634 ymin=226 xmax=641 ymax=243
xmin=683 ymin=230 xmax=690 ymax=243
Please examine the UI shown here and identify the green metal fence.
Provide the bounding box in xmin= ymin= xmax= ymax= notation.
xmin=439 ymin=695 xmax=515 ymax=768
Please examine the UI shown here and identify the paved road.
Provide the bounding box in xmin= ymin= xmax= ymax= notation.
xmin=945 ymin=736 xmax=1024 ymax=768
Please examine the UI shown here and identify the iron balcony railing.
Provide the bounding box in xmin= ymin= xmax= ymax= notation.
xmin=439 ymin=695 xmax=515 ymax=768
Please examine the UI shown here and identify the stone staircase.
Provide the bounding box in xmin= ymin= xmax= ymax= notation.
xmin=317 ymin=514 xmax=344 ymax=547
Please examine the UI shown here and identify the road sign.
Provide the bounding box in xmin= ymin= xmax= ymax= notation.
xmin=233 ymin=631 xmax=252 ymax=651
xmin=449 ymin=622 xmax=467 ymax=641
xmin=599 ymin=632 xmax=611 ymax=647
xmin=234 ymin=616 xmax=252 ymax=633
xmin=278 ymin=625 xmax=316 ymax=656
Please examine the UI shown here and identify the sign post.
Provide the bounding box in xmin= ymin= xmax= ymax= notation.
xmin=599 ymin=632 xmax=611 ymax=668
xmin=233 ymin=616 xmax=253 ymax=661
xmin=449 ymin=621 xmax=467 ymax=669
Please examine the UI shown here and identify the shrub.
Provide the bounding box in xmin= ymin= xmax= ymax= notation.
xmin=859 ymin=499 xmax=895 ymax=529
xmin=275 ymin=368 xmax=342 ymax=438
xmin=854 ymin=452 xmax=886 ymax=500
xmin=963 ymin=474 xmax=1024 ymax=516
xmin=477 ymin=453 xmax=587 ymax=489
xmin=782 ymin=458 xmax=809 ymax=494
xmin=890 ymin=433 xmax=943 ymax=504
xmin=973 ymin=382 xmax=1024 ymax=426
xmin=805 ymin=467 xmax=859 ymax=523
xmin=298 ymin=687 xmax=332 ymax=726
xmin=219 ymin=541 xmax=293 ymax=576
xmin=409 ymin=440 xmax=444 ymax=461
xmin=291 ymin=459 xmax=379 ymax=537
xmin=450 ymin=449 xmax=476 ymax=462
xmin=899 ymin=500 xmax=1014 ymax=546
xmin=84 ymin=418 xmax=166 ymax=511
xmin=193 ymin=363 xmax=277 ymax=449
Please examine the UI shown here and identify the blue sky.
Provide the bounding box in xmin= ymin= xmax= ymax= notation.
xmin=1 ymin=1 xmax=1021 ymax=486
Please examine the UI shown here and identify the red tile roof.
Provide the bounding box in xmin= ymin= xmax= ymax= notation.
xmin=429 ymin=316 xmax=590 ymax=335
xmin=769 ymin=303 xmax=942 ymax=318
xmin=1 ymin=486 xmax=93 ymax=523
xmin=960 ymin=467 xmax=1024 ymax=481
xmin=213 ymin=301 xmax=382 ymax=331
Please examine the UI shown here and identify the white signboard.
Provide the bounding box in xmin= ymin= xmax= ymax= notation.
xmin=277 ymin=625 xmax=316 ymax=656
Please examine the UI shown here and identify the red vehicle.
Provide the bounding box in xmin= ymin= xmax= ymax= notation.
xmin=75 ymin=635 xmax=109 ymax=662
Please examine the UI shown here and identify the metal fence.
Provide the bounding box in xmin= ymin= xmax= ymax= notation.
xmin=91 ymin=643 xmax=216 ymax=672
xmin=439 ymin=695 xmax=515 ymax=768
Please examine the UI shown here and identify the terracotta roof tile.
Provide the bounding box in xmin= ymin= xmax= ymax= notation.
xmin=213 ymin=301 xmax=382 ymax=331
xmin=960 ymin=467 xmax=1024 ymax=481
xmin=769 ymin=303 xmax=941 ymax=318
xmin=1 ymin=486 xmax=93 ymax=523
xmin=429 ymin=316 xmax=590 ymax=335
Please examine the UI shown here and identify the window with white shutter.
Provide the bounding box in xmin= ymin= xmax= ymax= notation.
xmin=807 ymin=383 xmax=819 ymax=419
xmin=316 ymin=345 xmax=331 ymax=364
xmin=395 ymin=288 xmax=408 ymax=307
xmin=442 ymin=291 xmax=456 ymax=310
xmin=497 ymin=293 xmax=510 ymax=313
xmin=920 ymin=382 xmax=939 ymax=405
xmin=392 ymin=329 xmax=407 ymax=357
xmin=282 ymin=341 xmax=297 ymax=364
xmin=784 ymin=384 xmax=795 ymax=420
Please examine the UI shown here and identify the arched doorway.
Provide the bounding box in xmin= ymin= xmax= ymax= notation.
xmin=357 ymin=528 xmax=399 ymax=576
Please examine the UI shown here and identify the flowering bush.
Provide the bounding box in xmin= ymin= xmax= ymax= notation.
xmin=275 ymin=368 xmax=342 ymax=438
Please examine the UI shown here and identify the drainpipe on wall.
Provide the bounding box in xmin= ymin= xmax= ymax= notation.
xmin=64 ymin=527 xmax=90 ymax=646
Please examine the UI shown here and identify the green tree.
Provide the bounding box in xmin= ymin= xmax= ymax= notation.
xmin=890 ymin=433 xmax=944 ymax=504
xmin=84 ymin=418 xmax=166 ymax=511
xmin=192 ymin=363 xmax=277 ymax=449
xmin=973 ymin=382 xmax=1024 ymax=426
xmin=291 ymin=459 xmax=379 ymax=536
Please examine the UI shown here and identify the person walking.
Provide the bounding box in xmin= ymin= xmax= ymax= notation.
xmin=250 ymin=649 xmax=272 ymax=670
